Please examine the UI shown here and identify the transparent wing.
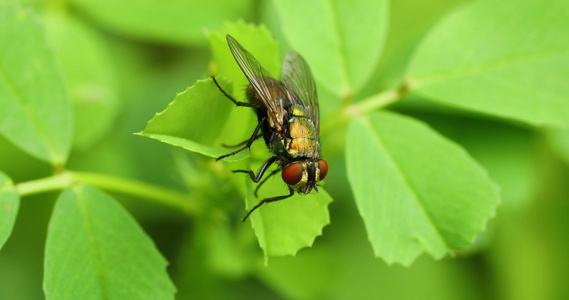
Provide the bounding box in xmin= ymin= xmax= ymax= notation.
xmin=281 ymin=50 xmax=319 ymax=139
xmin=226 ymin=35 xmax=284 ymax=122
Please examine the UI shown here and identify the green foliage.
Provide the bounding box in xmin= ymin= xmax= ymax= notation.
xmin=143 ymin=23 xmax=333 ymax=257
xmin=407 ymin=0 xmax=569 ymax=127
xmin=44 ymin=185 xmax=175 ymax=299
xmin=140 ymin=78 xmax=250 ymax=161
xmin=346 ymin=112 xmax=499 ymax=265
xmin=1 ymin=0 xmax=568 ymax=299
xmin=0 ymin=4 xmax=71 ymax=165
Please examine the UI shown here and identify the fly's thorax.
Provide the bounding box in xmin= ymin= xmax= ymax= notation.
xmin=281 ymin=159 xmax=326 ymax=194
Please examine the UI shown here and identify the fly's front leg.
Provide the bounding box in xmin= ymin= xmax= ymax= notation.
xmin=254 ymin=169 xmax=279 ymax=197
xmin=232 ymin=156 xmax=277 ymax=182
xmin=241 ymin=186 xmax=294 ymax=222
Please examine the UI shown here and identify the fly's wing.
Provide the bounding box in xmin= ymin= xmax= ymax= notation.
xmin=281 ymin=50 xmax=319 ymax=140
xmin=226 ymin=35 xmax=285 ymax=125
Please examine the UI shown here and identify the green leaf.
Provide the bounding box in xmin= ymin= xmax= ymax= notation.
xmin=273 ymin=0 xmax=389 ymax=96
xmin=407 ymin=0 xmax=569 ymax=127
xmin=70 ymin=0 xmax=254 ymax=46
xmin=140 ymin=77 xmax=250 ymax=161
xmin=45 ymin=13 xmax=120 ymax=151
xmin=0 ymin=4 xmax=71 ymax=165
xmin=0 ymin=171 xmax=19 ymax=252
xmin=44 ymin=185 xmax=175 ymax=299
xmin=246 ymin=174 xmax=332 ymax=257
xmin=346 ymin=111 xmax=500 ymax=265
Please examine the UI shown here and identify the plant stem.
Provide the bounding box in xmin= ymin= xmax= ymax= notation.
xmin=16 ymin=172 xmax=73 ymax=196
xmin=16 ymin=171 xmax=201 ymax=215
xmin=321 ymin=88 xmax=400 ymax=136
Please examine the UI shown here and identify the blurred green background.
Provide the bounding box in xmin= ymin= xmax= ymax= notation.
xmin=1 ymin=0 xmax=569 ymax=299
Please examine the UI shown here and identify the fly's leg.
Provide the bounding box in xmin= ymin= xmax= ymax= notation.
xmin=233 ymin=156 xmax=282 ymax=213
xmin=232 ymin=156 xmax=293 ymax=221
xmin=253 ymin=169 xmax=279 ymax=197
xmin=241 ymin=186 xmax=294 ymax=222
xmin=232 ymin=156 xmax=277 ymax=182
xmin=221 ymin=133 xmax=263 ymax=148
xmin=212 ymin=76 xmax=264 ymax=160
xmin=211 ymin=76 xmax=258 ymax=108
xmin=216 ymin=117 xmax=266 ymax=161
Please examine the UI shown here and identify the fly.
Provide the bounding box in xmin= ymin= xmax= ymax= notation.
xmin=212 ymin=35 xmax=328 ymax=222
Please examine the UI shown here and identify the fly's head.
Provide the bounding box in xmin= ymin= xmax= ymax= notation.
xmin=281 ymin=159 xmax=328 ymax=194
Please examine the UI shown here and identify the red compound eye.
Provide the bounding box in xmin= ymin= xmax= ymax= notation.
xmin=282 ymin=163 xmax=304 ymax=185
xmin=318 ymin=160 xmax=328 ymax=180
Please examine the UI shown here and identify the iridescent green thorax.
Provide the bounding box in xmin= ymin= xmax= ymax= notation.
xmin=271 ymin=104 xmax=320 ymax=160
